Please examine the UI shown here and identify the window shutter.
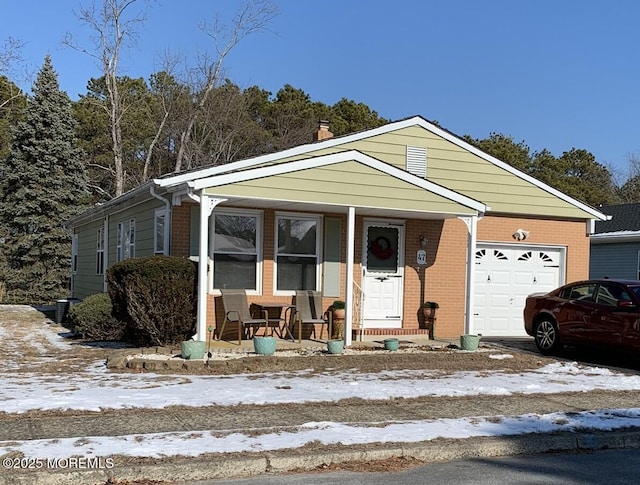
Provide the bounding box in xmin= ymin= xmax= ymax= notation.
xmin=406 ymin=146 xmax=427 ymax=177
xmin=323 ymin=217 xmax=342 ymax=297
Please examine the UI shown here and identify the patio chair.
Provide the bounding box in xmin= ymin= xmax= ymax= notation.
xmin=293 ymin=290 xmax=333 ymax=343
xmin=219 ymin=289 xmax=269 ymax=344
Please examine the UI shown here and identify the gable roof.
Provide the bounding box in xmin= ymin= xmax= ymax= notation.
xmin=156 ymin=115 xmax=608 ymax=221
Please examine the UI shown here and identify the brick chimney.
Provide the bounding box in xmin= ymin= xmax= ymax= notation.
xmin=313 ymin=120 xmax=333 ymax=142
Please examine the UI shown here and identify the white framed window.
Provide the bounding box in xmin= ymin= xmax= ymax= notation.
xmin=117 ymin=219 xmax=136 ymax=262
xmin=154 ymin=208 xmax=167 ymax=255
xmin=275 ymin=213 xmax=322 ymax=293
xmin=211 ymin=209 xmax=262 ymax=293
xmin=96 ymin=227 xmax=105 ymax=274
xmin=71 ymin=233 xmax=78 ymax=274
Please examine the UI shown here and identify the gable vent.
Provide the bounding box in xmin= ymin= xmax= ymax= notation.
xmin=406 ymin=146 xmax=427 ymax=177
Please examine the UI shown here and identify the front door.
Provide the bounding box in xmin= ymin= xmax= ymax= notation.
xmin=362 ymin=220 xmax=404 ymax=328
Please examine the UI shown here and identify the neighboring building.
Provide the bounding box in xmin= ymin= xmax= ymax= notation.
xmin=66 ymin=116 xmax=608 ymax=342
xmin=590 ymin=203 xmax=640 ymax=280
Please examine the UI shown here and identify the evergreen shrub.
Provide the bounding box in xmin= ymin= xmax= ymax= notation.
xmin=68 ymin=293 xmax=125 ymax=341
xmin=107 ymin=256 xmax=197 ymax=346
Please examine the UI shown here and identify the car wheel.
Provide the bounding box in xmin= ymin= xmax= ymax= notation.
xmin=534 ymin=317 xmax=560 ymax=355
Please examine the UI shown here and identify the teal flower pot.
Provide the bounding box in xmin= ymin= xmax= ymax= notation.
xmin=384 ymin=338 xmax=399 ymax=351
xmin=327 ymin=339 xmax=344 ymax=355
xmin=181 ymin=340 xmax=206 ymax=360
xmin=460 ymin=334 xmax=481 ymax=351
xmin=253 ymin=336 xmax=277 ymax=356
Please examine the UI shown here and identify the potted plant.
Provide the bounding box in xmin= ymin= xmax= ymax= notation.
xmin=331 ymin=300 xmax=345 ymax=339
xmin=422 ymin=301 xmax=439 ymax=319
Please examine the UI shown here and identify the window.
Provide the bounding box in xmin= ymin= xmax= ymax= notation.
xmin=117 ymin=219 xmax=135 ymax=262
xmin=154 ymin=209 xmax=166 ymax=255
xmin=275 ymin=214 xmax=320 ymax=292
xmin=72 ymin=233 xmax=78 ymax=274
xmin=561 ymin=283 xmax=596 ymax=301
xmin=212 ymin=211 xmax=261 ymax=291
xmin=96 ymin=227 xmax=104 ymax=274
xmin=596 ymin=283 xmax=631 ymax=307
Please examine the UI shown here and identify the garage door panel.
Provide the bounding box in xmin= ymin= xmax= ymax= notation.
xmin=473 ymin=245 xmax=563 ymax=337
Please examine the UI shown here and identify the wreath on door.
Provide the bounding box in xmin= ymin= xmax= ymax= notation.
xmin=370 ymin=236 xmax=394 ymax=260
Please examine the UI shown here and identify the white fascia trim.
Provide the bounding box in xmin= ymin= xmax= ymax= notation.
xmin=188 ymin=150 xmax=486 ymax=213
xmin=409 ymin=119 xmax=610 ymax=221
xmin=591 ymin=231 xmax=640 ymax=243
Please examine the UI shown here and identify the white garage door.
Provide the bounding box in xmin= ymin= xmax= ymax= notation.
xmin=473 ymin=245 xmax=563 ymax=337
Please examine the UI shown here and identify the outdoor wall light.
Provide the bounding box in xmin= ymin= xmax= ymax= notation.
xmin=512 ymin=228 xmax=530 ymax=241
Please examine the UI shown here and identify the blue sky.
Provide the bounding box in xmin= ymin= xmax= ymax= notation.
xmin=3 ymin=0 xmax=640 ymax=178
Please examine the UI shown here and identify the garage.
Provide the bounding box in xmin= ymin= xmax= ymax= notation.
xmin=473 ymin=244 xmax=564 ymax=336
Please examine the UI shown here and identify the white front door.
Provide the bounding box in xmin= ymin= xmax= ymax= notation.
xmin=362 ymin=220 xmax=405 ymax=328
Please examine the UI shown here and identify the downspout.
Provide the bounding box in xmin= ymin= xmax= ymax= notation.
xmin=150 ymin=185 xmax=171 ymax=255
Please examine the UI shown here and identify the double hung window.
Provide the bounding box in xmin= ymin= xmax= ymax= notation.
xmin=96 ymin=227 xmax=104 ymax=274
xmin=212 ymin=210 xmax=261 ymax=291
xmin=154 ymin=209 xmax=166 ymax=255
xmin=117 ymin=219 xmax=136 ymax=262
xmin=275 ymin=214 xmax=320 ymax=291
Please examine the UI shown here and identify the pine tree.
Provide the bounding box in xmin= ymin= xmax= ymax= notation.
xmin=0 ymin=55 xmax=89 ymax=303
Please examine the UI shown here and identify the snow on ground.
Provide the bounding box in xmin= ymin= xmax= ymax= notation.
xmin=3 ymin=310 xmax=640 ymax=461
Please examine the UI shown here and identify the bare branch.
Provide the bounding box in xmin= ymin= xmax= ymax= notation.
xmin=173 ymin=0 xmax=278 ymax=172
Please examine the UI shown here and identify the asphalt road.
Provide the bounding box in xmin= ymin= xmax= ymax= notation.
xmin=181 ymin=448 xmax=640 ymax=485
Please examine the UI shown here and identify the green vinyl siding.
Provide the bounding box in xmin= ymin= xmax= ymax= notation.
xmin=204 ymin=160 xmax=476 ymax=216
xmin=233 ymin=125 xmax=593 ymax=219
xmin=107 ymin=199 xmax=163 ymax=265
xmin=73 ymin=219 xmax=107 ymax=299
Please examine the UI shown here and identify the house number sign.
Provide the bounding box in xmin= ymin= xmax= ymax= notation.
xmin=416 ymin=249 xmax=427 ymax=266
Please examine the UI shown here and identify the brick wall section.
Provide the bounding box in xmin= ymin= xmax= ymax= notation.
xmin=404 ymin=218 xmax=468 ymax=338
xmin=477 ymin=215 xmax=590 ymax=283
xmin=170 ymin=203 xmax=590 ymax=340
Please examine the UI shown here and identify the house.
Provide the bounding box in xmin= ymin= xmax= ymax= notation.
xmin=66 ymin=116 xmax=608 ymax=343
xmin=590 ymin=203 xmax=640 ymax=280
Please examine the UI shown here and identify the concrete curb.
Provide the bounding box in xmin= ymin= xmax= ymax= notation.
xmin=3 ymin=429 xmax=640 ymax=485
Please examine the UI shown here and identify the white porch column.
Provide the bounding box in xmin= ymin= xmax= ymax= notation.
xmin=345 ymin=206 xmax=356 ymax=346
xmin=460 ymin=215 xmax=478 ymax=334
xmin=195 ymin=194 xmax=226 ymax=341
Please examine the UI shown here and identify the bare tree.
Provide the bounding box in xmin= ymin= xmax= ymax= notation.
xmin=173 ymin=0 xmax=278 ymax=172
xmin=0 ymin=37 xmax=26 ymax=111
xmin=64 ymin=0 xmax=148 ymax=197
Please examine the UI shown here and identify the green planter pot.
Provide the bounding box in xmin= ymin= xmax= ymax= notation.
xmin=327 ymin=339 xmax=344 ymax=355
xmin=460 ymin=334 xmax=481 ymax=351
xmin=181 ymin=340 xmax=206 ymax=360
xmin=253 ymin=336 xmax=277 ymax=356
xmin=384 ymin=338 xmax=399 ymax=351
